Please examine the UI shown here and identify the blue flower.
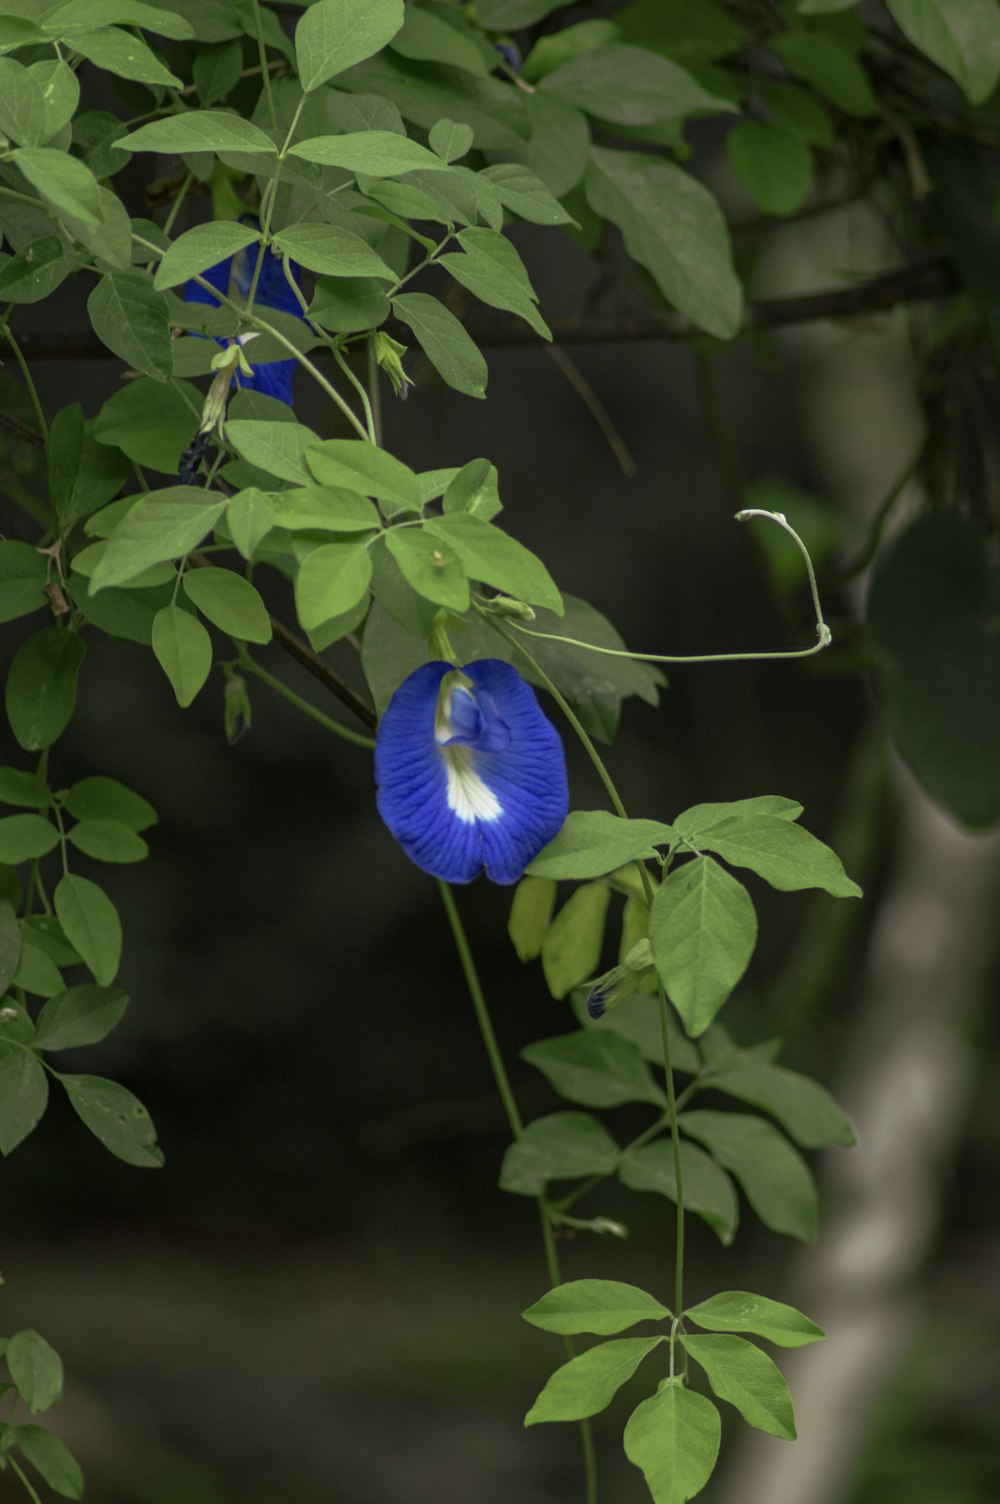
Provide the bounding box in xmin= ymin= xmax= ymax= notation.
xmin=375 ymin=659 xmax=569 ymax=884
xmin=183 ymin=238 xmax=304 ymax=406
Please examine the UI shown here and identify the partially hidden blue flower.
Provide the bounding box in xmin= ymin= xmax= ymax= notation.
xmin=183 ymin=237 xmax=305 ymax=406
xmin=375 ymin=659 xmax=569 ymax=884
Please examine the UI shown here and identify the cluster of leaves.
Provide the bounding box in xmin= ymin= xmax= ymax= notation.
xmin=0 ymin=766 xmax=162 ymax=1169
xmin=0 ymin=1324 xmax=83 ymax=1499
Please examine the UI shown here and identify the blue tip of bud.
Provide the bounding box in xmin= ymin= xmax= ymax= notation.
xmin=494 ymin=42 xmax=521 ymax=73
xmin=587 ymin=990 xmax=608 ymax=1020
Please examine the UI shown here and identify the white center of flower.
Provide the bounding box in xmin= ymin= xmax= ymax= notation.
xmin=442 ymin=744 xmax=503 ymax=825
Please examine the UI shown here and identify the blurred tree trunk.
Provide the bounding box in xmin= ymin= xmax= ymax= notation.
xmin=718 ymin=763 xmax=1000 ymax=1504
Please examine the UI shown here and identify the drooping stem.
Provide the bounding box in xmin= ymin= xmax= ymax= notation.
xmin=236 ymin=650 xmax=375 ymax=748
xmin=436 ymin=879 xmax=598 ymax=1504
xmin=1 ymin=321 xmax=48 ymax=450
xmin=8 ymin=1457 xmax=44 ymax=1504
xmin=484 ymin=613 xmax=687 ymax=1321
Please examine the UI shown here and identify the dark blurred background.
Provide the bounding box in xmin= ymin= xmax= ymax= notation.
xmin=2 ymin=148 xmax=1000 ymax=1504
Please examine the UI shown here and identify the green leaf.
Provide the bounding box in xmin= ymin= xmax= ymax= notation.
xmin=867 ymin=511 xmax=1000 ymax=829
xmin=49 ymin=405 xmax=130 ymax=527
xmin=624 ymin=1383 xmax=721 ymax=1504
xmin=271 ymin=223 xmax=396 ymax=281
xmin=54 ymin=874 xmax=121 ymax=985
xmin=91 ymin=378 xmax=198 ymax=475
xmin=540 ymin=44 xmax=735 ymax=125
xmin=541 ymin=881 xmax=610 ymax=998
xmin=477 ymin=0 xmax=574 ymax=24
xmin=522 ymin=1029 xmax=666 ymax=1109
xmin=770 ymin=30 xmax=876 ymax=115
xmin=528 ymin=811 xmax=675 ymax=880
xmin=294 ymin=541 xmax=373 ymax=632
xmin=0 ymin=58 xmax=47 ymax=147
xmin=116 ymin=111 xmax=277 ymax=156
xmin=0 ymin=1051 xmax=49 ymax=1156
xmin=673 ymin=796 xmax=802 ymax=836
xmin=63 ymin=776 xmax=156 ymax=831
xmin=499 ymin=1110 xmax=618 ymax=1196
xmin=586 ymin=147 xmax=742 ymax=339
xmin=153 ymin=220 xmax=260 ymax=290
xmin=574 ymin=991 xmax=701 ymax=1076
xmin=384 ymin=528 xmax=468 ymax=611
xmin=5 ymin=1331 xmax=62 ymax=1412
xmin=225 ymin=419 xmax=319 ymax=486
xmin=391 ymin=8 xmax=486 ymax=76
xmin=183 ymin=567 xmax=271 ymax=644
xmin=226 ymin=488 xmax=276 ymax=559
xmin=727 ymin=121 xmax=813 ymax=217
xmin=272 ymin=487 xmax=380 ymax=534
xmin=192 ymin=37 xmax=243 ymax=104
xmin=479 ymin=162 xmax=576 ymax=225
xmin=886 ymin=0 xmax=1000 ymax=104
xmin=295 ymin=0 xmax=404 ymax=92
xmin=13 ymin=146 xmax=101 ymax=233
xmin=31 ymin=57 xmax=79 ymax=142
xmin=0 ymin=900 xmax=21 ymax=997
xmin=5 ymin=629 xmax=86 ymax=753
xmin=0 ymin=235 xmax=78 ymax=305
xmin=684 ymin=1290 xmax=824 ymax=1347
xmin=87 ymin=271 xmax=173 ymax=379
xmin=14 ymin=1426 xmax=84 ymax=1500
xmin=0 ymin=769 xmax=50 ymax=809
xmin=688 ymin=814 xmax=862 ymax=897
xmin=90 ymin=490 xmax=226 ymax=592
xmin=289 ymin=129 xmax=450 ymax=176
xmin=43 ymin=0 xmax=195 ymax=40
xmin=526 ymin=1336 xmax=664 ymax=1424
xmin=61 ymin=1073 xmax=163 ymax=1167
xmin=306 ymin=438 xmax=421 ymax=512
xmin=152 ymin=604 xmax=212 ymax=707
xmin=35 ymin=984 xmax=129 ymax=1050
xmin=392 ymin=292 xmax=488 ymax=399
xmin=66 ymin=25 xmax=181 ymax=88
xmin=425 ymin=513 xmax=562 ymax=613
xmin=66 ymin=818 xmax=148 ymax=864
xmin=702 ymin=1059 xmax=855 ymax=1148
xmin=0 ymin=541 xmax=47 ymax=625
xmin=524 ymin=1280 xmax=670 ymax=1336
xmin=442 ymin=458 xmax=501 ymax=521
xmin=760 ymin=83 xmax=834 ymax=146
xmin=439 ymin=227 xmax=551 ymax=340
xmin=0 ymin=815 xmax=59 ymax=864
xmin=649 ymin=857 xmax=756 ymax=1037
xmin=618 ymin=1138 xmax=740 ymax=1245
xmin=678 ymin=1110 xmax=818 ymax=1242
xmin=429 ymin=119 xmax=475 ymax=162
xmin=12 ymin=939 xmax=63 ymax=999
xmin=508 ymin=875 xmax=556 ymax=961
xmin=681 ymin=1333 xmax=796 ymax=1438
xmin=309 ymin=276 xmax=391 ymax=334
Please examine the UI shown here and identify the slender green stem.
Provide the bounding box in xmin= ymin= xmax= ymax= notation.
xmin=9 ymin=1456 xmax=44 ymax=1504
xmin=1 ymin=324 xmax=48 ymax=450
xmin=331 ymin=345 xmax=376 ymax=444
xmin=237 ymin=651 xmax=376 ymax=748
xmin=437 ymin=880 xmax=523 ymax=1137
xmin=245 ymin=94 xmax=305 ymax=315
xmin=251 ymin=0 xmax=277 ymax=129
xmin=162 ymin=171 xmax=193 ymax=238
xmin=437 ymin=879 xmax=598 ymax=1504
xmin=484 ymin=612 xmax=687 ymax=1321
xmin=367 ymin=337 xmax=384 ymax=447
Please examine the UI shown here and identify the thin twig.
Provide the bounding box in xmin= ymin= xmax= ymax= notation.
xmin=545 ymin=344 xmax=636 ymax=477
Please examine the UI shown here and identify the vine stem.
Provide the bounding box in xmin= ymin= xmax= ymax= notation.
xmin=235 ymin=650 xmax=375 ymax=748
xmin=484 ymin=613 xmax=687 ymax=1326
xmin=8 ymin=1456 xmax=44 ymax=1504
xmin=436 ymin=879 xmax=598 ymax=1504
xmin=250 ymin=0 xmax=277 ymax=129
xmin=1 ymin=320 xmax=48 ymax=450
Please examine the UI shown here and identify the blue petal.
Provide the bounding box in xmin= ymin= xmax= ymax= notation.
xmin=235 ymin=358 xmax=297 ymax=405
xmin=234 ymin=240 xmax=304 ymax=318
xmin=375 ymin=659 xmax=568 ymax=885
xmin=184 ymin=255 xmax=231 ymax=307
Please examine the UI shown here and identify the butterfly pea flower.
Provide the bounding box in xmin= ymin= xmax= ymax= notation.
xmin=375 ymin=659 xmax=569 ymax=884
xmin=183 ymin=238 xmax=305 ymax=406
